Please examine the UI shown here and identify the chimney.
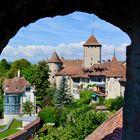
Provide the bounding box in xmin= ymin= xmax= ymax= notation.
xmin=17 ymin=69 xmax=20 ymax=77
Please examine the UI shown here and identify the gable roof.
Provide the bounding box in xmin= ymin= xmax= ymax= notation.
xmin=47 ymin=51 xmax=62 ymax=63
xmin=3 ymin=77 xmax=31 ymax=94
xmin=106 ymin=56 xmax=125 ymax=78
xmin=83 ymin=35 xmax=101 ymax=46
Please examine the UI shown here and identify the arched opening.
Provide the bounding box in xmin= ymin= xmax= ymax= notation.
xmin=0 ymin=11 xmax=132 ymax=140
xmin=0 ymin=1 xmax=140 ymax=139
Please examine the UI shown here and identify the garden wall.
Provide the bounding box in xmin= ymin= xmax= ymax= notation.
xmin=3 ymin=118 xmax=40 ymax=140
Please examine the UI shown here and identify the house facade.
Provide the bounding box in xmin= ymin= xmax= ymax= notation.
xmin=47 ymin=35 xmax=126 ymax=99
xmin=3 ymin=74 xmax=36 ymax=124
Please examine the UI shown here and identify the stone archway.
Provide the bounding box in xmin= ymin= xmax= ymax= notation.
xmin=0 ymin=1 xmax=140 ymax=139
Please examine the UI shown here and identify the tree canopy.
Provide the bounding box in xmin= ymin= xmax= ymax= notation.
xmin=32 ymin=60 xmax=50 ymax=107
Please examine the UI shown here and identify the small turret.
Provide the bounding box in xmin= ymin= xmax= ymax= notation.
xmin=47 ymin=51 xmax=63 ymax=85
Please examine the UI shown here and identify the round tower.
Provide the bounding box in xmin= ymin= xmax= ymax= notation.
xmin=83 ymin=35 xmax=101 ymax=68
xmin=47 ymin=51 xmax=63 ymax=85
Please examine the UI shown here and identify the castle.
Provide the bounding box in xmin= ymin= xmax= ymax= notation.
xmin=47 ymin=35 xmax=126 ymax=99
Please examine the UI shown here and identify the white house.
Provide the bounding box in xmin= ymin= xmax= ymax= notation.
xmin=3 ymin=73 xmax=36 ymax=124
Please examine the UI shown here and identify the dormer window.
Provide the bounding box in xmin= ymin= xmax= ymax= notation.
xmin=26 ymin=87 xmax=31 ymax=92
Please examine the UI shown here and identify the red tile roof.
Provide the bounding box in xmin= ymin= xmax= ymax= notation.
xmin=83 ymin=35 xmax=101 ymax=46
xmin=56 ymin=55 xmax=126 ymax=79
xmin=3 ymin=77 xmax=30 ymax=94
xmin=106 ymin=56 xmax=125 ymax=78
xmin=61 ymin=59 xmax=83 ymax=67
xmin=47 ymin=51 xmax=62 ymax=63
xmin=56 ymin=66 xmax=80 ymax=76
xmin=85 ymin=108 xmax=122 ymax=140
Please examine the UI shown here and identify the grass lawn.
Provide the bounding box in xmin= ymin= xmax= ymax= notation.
xmin=0 ymin=125 xmax=6 ymax=129
xmin=0 ymin=119 xmax=22 ymax=139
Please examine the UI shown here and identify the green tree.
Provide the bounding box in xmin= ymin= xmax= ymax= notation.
xmin=0 ymin=59 xmax=11 ymax=77
xmin=9 ymin=58 xmax=31 ymax=78
xmin=104 ymin=96 xmax=123 ymax=111
xmin=75 ymin=90 xmax=92 ymax=107
xmin=32 ymin=60 xmax=50 ymax=107
xmin=55 ymin=76 xmax=72 ymax=109
xmin=22 ymin=64 xmax=37 ymax=84
xmin=0 ymin=59 xmax=11 ymax=70
xmin=46 ymin=106 xmax=107 ymax=140
xmin=23 ymin=101 xmax=34 ymax=116
xmin=39 ymin=106 xmax=57 ymax=124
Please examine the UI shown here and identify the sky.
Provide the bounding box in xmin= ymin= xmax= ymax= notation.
xmin=0 ymin=12 xmax=131 ymax=63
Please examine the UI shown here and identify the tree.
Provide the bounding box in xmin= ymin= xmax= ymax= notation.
xmin=0 ymin=59 xmax=11 ymax=70
xmin=23 ymin=101 xmax=34 ymax=116
xmin=32 ymin=60 xmax=50 ymax=107
xmin=22 ymin=64 xmax=37 ymax=84
xmin=39 ymin=106 xmax=57 ymax=124
xmin=54 ymin=76 xmax=72 ymax=109
xmin=104 ymin=96 xmax=124 ymax=111
xmin=46 ymin=106 xmax=107 ymax=140
xmin=76 ymin=90 xmax=92 ymax=107
xmin=8 ymin=58 xmax=31 ymax=78
xmin=0 ymin=59 xmax=11 ymax=77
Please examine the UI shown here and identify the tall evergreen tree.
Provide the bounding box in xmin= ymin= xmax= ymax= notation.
xmin=55 ymin=76 xmax=72 ymax=109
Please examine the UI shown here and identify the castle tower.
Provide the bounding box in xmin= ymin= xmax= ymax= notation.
xmin=83 ymin=35 xmax=101 ymax=68
xmin=47 ymin=51 xmax=63 ymax=85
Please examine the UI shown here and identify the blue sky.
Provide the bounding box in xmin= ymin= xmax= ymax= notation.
xmin=0 ymin=12 xmax=131 ymax=63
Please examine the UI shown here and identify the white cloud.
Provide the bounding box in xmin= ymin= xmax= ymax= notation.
xmin=102 ymin=43 xmax=128 ymax=61
xmin=0 ymin=42 xmax=128 ymax=63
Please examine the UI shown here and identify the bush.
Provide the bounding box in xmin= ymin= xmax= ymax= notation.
xmin=75 ymin=90 xmax=92 ymax=106
xmin=46 ymin=109 xmax=107 ymax=140
xmin=104 ymin=96 xmax=123 ymax=111
xmin=39 ymin=107 xmax=58 ymax=124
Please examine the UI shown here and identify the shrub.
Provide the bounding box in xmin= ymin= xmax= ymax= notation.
xmin=39 ymin=107 xmax=57 ymax=124
xmin=104 ymin=96 xmax=123 ymax=111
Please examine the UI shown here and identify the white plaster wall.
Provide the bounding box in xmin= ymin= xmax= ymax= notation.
xmin=106 ymin=78 xmax=121 ymax=99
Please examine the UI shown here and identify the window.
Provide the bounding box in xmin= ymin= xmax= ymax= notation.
xmin=91 ymin=58 xmax=93 ymax=60
xmin=4 ymin=96 xmax=20 ymax=114
xmin=90 ymin=63 xmax=92 ymax=65
xmin=73 ymin=78 xmax=80 ymax=83
xmin=26 ymin=87 xmax=31 ymax=92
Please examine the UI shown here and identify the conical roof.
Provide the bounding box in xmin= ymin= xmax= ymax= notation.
xmin=107 ymin=56 xmax=124 ymax=78
xmin=83 ymin=35 xmax=101 ymax=46
xmin=48 ymin=51 xmax=62 ymax=63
